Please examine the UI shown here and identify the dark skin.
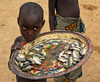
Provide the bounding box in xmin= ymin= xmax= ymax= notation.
xmin=49 ymin=0 xmax=80 ymax=31
xmin=8 ymin=14 xmax=46 ymax=82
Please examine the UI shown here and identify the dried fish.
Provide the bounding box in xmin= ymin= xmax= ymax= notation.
xmin=64 ymin=51 xmax=72 ymax=55
xmin=58 ymin=57 xmax=68 ymax=63
xmin=15 ymin=56 xmax=26 ymax=62
xmin=32 ymin=55 xmax=42 ymax=65
xmin=68 ymin=57 xmax=73 ymax=66
xmin=21 ymin=66 xmax=34 ymax=72
xmin=61 ymin=54 xmax=70 ymax=59
xmin=59 ymin=50 xmax=65 ymax=58
xmin=63 ymin=62 xmax=70 ymax=69
xmin=80 ymin=48 xmax=86 ymax=56
xmin=73 ymin=58 xmax=80 ymax=62
xmin=73 ymin=50 xmax=80 ymax=58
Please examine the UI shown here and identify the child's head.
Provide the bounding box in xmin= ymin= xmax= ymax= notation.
xmin=18 ymin=2 xmax=45 ymax=42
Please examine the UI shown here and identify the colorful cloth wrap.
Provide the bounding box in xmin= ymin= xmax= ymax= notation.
xmin=54 ymin=66 xmax=82 ymax=82
xmin=54 ymin=13 xmax=83 ymax=82
xmin=54 ymin=13 xmax=86 ymax=33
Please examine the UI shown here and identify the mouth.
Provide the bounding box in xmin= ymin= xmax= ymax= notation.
xmin=26 ymin=36 xmax=35 ymax=42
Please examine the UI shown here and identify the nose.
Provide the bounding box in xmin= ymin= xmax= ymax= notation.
xmin=27 ymin=30 xmax=33 ymax=35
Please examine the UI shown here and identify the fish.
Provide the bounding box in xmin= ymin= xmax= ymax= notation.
xmin=18 ymin=53 xmax=25 ymax=58
xmin=40 ymin=50 xmax=47 ymax=56
xmin=32 ymin=55 xmax=42 ymax=65
xmin=70 ymin=46 xmax=81 ymax=52
xmin=58 ymin=57 xmax=68 ymax=63
xmin=15 ymin=56 xmax=26 ymax=62
xmin=28 ymin=52 xmax=34 ymax=56
xmin=73 ymin=58 xmax=80 ymax=62
xmin=18 ymin=61 xmax=23 ymax=67
xmin=64 ymin=51 xmax=72 ymax=55
xmin=72 ymin=62 xmax=77 ymax=65
xmin=61 ymin=54 xmax=70 ymax=59
xmin=68 ymin=57 xmax=73 ymax=66
xmin=52 ymin=42 xmax=59 ymax=45
xmin=33 ymin=47 xmax=40 ymax=51
xmin=26 ymin=55 xmax=36 ymax=64
xmin=21 ymin=66 xmax=34 ymax=72
xmin=63 ymin=62 xmax=70 ymax=69
xmin=80 ymin=43 xmax=86 ymax=48
xmin=40 ymin=55 xmax=46 ymax=60
xmin=70 ymin=43 xmax=76 ymax=47
xmin=58 ymin=50 xmax=65 ymax=58
xmin=73 ymin=50 xmax=80 ymax=58
xmin=25 ymin=49 xmax=30 ymax=55
xmin=80 ymin=48 xmax=86 ymax=56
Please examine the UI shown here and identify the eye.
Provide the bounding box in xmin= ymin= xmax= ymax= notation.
xmin=22 ymin=27 xmax=27 ymax=30
xmin=34 ymin=27 xmax=37 ymax=30
xmin=33 ymin=27 xmax=39 ymax=31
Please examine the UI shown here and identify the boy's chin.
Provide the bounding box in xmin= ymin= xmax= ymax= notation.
xmin=26 ymin=38 xmax=35 ymax=42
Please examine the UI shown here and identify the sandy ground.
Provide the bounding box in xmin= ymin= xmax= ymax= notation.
xmin=0 ymin=0 xmax=100 ymax=82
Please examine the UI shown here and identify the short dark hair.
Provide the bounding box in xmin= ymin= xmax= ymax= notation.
xmin=19 ymin=2 xmax=43 ymax=19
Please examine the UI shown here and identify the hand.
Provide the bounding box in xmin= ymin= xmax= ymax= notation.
xmin=11 ymin=42 xmax=23 ymax=51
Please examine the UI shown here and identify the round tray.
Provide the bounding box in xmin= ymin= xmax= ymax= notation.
xmin=9 ymin=30 xmax=93 ymax=80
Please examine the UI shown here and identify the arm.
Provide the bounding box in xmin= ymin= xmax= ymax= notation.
xmin=8 ymin=36 xmax=23 ymax=69
xmin=48 ymin=0 xmax=56 ymax=31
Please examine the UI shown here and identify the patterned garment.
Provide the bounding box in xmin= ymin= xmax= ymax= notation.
xmin=54 ymin=14 xmax=86 ymax=33
xmin=53 ymin=14 xmax=84 ymax=82
xmin=54 ymin=66 xmax=82 ymax=82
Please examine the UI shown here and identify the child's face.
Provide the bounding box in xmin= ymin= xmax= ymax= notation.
xmin=18 ymin=14 xmax=45 ymax=42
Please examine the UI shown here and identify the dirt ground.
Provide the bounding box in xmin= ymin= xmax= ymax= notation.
xmin=0 ymin=0 xmax=100 ymax=82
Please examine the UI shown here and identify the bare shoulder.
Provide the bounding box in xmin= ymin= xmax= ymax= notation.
xmin=14 ymin=36 xmax=24 ymax=43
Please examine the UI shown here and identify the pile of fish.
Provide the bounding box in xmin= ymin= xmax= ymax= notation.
xmin=57 ymin=41 xmax=87 ymax=69
xmin=15 ymin=48 xmax=47 ymax=72
xmin=15 ymin=39 xmax=87 ymax=72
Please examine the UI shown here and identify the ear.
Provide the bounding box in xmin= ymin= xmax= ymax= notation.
xmin=17 ymin=17 xmax=20 ymax=26
xmin=41 ymin=20 xmax=45 ymax=28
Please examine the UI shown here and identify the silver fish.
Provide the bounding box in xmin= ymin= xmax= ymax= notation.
xmin=61 ymin=54 xmax=70 ymax=59
xmin=72 ymin=62 xmax=77 ymax=65
xmin=18 ymin=61 xmax=23 ymax=67
xmin=73 ymin=50 xmax=80 ymax=58
xmin=73 ymin=58 xmax=80 ymax=62
xmin=70 ymin=47 xmax=81 ymax=52
xmin=21 ymin=66 xmax=34 ymax=71
xmin=63 ymin=62 xmax=70 ymax=69
xmin=70 ymin=43 xmax=76 ymax=47
xmin=52 ymin=42 xmax=59 ymax=45
xmin=15 ymin=56 xmax=26 ymax=62
xmin=18 ymin=53 xmax=25 ymax=58
xmin=64 ymin=51 xmax=72 ymax=55
xmin=59 ymin=50 xmax=65 ymax=57
xmin=26 ymin=56 xmax=36 ymax=64
xmin=28 ymin=52 xmax=34 ymax=56
xmin=68 ymin=57 xmax=73 ymax=66
xmin=58 ymin=57 xmax=68 ymax=63
xmin=25 ymin=49 xmax=30 ymax=55
xmin=40 ymin=50 xmax=47 ymax=56
xmin=33 ymin=47 xmax=40 ymax=51
xmin=32 ymin=55 xmax=42 ymax=65
xmin=40 ymin=55 xmax=46 ymax=60
xmin=80 ymin=43 xmax=85 ymax=48
xmin=80 ymin=48 xmax=86 ymax=56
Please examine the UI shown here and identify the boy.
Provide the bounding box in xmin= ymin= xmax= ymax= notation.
xmin=49 ymin=0 xmax=86 ymax=33
xmin=8 ymin=2 xmax=46 ymax=82
xmin=48 ymin=0 xmax=84 ymax=82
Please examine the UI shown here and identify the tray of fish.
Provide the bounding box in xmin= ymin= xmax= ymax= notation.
xmin=9 ymin=30 xmax=93 ymax=80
